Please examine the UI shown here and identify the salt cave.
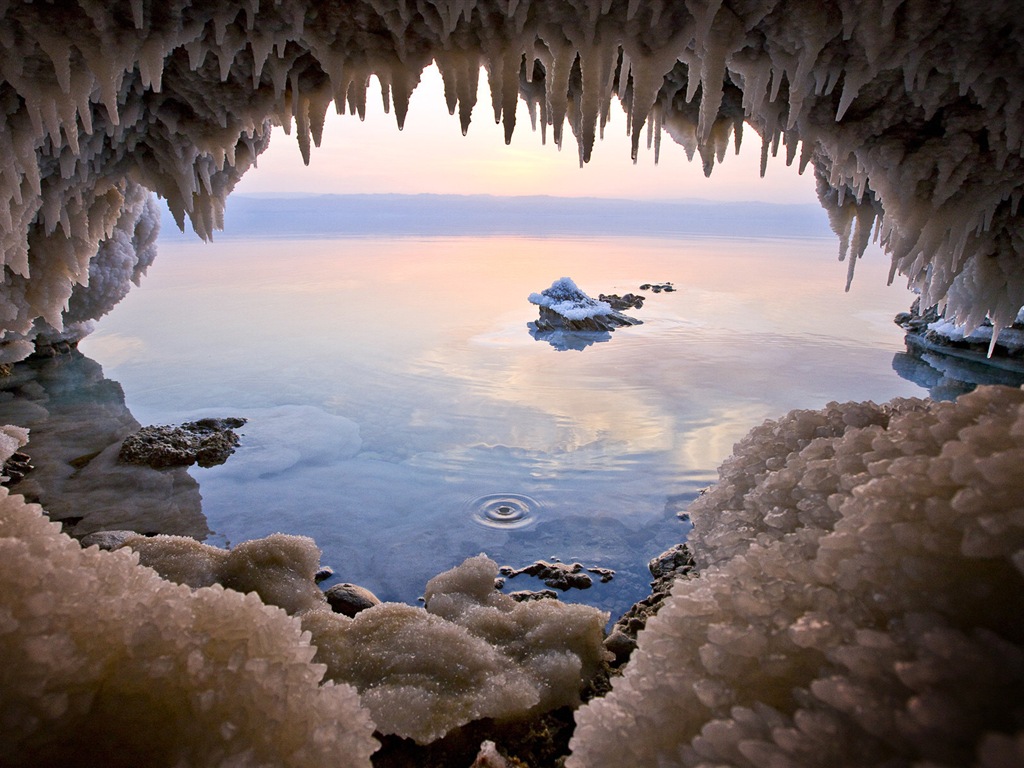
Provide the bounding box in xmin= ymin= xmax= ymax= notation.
xmin=1 ymin=1 xmax=1023 ymax=766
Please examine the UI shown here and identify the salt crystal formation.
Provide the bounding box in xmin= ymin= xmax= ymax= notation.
xmin=529 ymin=277 xmax=642 ymax=332
xmin=0 ymin=491 xmax=378 ymax=766
xmin=2 ymin=1 xmax=1024 ymax=763
xmin=1 ymin=1 xmax=1023 ymax=357
xmin=128 ymin=536 xmax=610 ymax=745
xmin=569 ymin=386 xmax=1024 ymax=767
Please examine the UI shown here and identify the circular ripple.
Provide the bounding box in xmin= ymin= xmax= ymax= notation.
xmin=468 ymin=493 xmax=540 ymax=529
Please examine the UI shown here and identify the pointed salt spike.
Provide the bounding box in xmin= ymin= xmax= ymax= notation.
xmin=391 ymin=68 xmax=419 ymax=131
xmin=139 ymin=40 xmax=166 ymax=92
xmin=626 ymin=0 xmax=641 ymax=20
xmin=578 ymin=46 xmax=605 ymax=164
xmin=296 ymin=105 xmax=312 ymax=165
xmin=785 ymin=134 xmax=798 ymax=166
xmin=759 ymin=134 xmax=769 ymax=177
xmin=501 ymin=51 xmax=521 ymax=144
xmin=458 ymin=62 xmax=479 ymax=136
xmin=483 ymin=55 xmax=504 ymax=125
xmin=437 ymin=57 xmax=460 ymax=115
xmin=617 ymin=51 xmax=631 ymax=94
xmin=357 ymin=79 xmax=370 ymax=121
xmin=987 ymin=329 xmax=1000 ymax=358
xmin=835 ymin=70 xmax=867 ymax=122
xmin=250 ymin=36 xmax=275 ymax=88
xmin=130 ymin=0 xmax=144 ymax=29
xmin=380 ymin=76 xmax=392 ymax=115
xmin=309 ymin=95 xmax=330 ymax=147
xmin=653 ymin=108 xmax=662 ymax=164
xmin=36 ymin=33 xmax=72 ymax=94
xmin=798 ymin=140 xmax=813 ymax=173
xmin=733 ymin=119 xmax=743 ymax=154
xmin=545 ymin=43 xmax=575 ymax=151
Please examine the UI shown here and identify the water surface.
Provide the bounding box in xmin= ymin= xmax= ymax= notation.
xmin=81 ymin=232 xmax=922 ymax=617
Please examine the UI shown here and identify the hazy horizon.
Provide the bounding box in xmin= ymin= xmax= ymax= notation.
xmin=162 ymin=192 xmax=836 ymax=241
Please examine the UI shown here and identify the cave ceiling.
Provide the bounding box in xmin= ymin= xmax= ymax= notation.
xmin=1 ymin=1 xmax=1022 ymax=361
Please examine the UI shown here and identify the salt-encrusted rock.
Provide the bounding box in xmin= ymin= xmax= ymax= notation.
xmin=304 ymin=554 xmax=611 ymax=744
xmin=79 ymin=529 xmax=142 ymax=551
xmin=604 ymin=544 xmax=696 ymax=666
xmin=598 ymin=292 xmax=645 ymax=310
xmin=647 ymin=543 xmax=696 ymax=585
xmin=118 ymin=417 xmax=247 ymax=469
xmin=509 ymin=589 xmax=559 ymax=602
xmin=500 ymin=560 xmax=594 ymax=590
xmin=897 ymin=297 xmax=1024 ymax=364
xmin=324 ymin=582 xmax=381 ymax=617
xmin=529 ymin=278 xmax=641 ymax=333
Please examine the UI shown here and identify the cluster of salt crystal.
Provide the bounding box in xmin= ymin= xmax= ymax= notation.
xmin=128 ymin=535 xmax=610 ymax=745
xmin=0 ymin=490 xmax=378 ymax=767
xmin=1 ymin=1 xmax=1023 ymax=360
xmin=528 ymin=277 xmax=614 ymax=321
xmin=568 ymin=385 xmax=1024 ymax=767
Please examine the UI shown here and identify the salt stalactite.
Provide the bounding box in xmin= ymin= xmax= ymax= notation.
xmin=0 ymin=1 xmax=1016 ymax=363
xmin=30 ymin=182 xmax=161 ymax=350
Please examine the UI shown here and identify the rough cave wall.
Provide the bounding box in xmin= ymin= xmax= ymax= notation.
xmin=2 ymin=2 xmax=1024 ymax=766
xmin=0 ymin=0 xmax=1023 ymax=362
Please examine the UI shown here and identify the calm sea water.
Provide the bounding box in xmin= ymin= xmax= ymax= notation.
xmin=80 ymin=231 xmax=924 ymax=618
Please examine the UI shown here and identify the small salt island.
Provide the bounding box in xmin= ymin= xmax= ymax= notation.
xmin=528 ymin=278 xmax=642 ymax=350
xmin=528 ymin=277 xmax=642 ymax=333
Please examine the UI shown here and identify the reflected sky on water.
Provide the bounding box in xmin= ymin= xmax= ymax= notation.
xmin=80 ymin=231 xmax=923 ymax=618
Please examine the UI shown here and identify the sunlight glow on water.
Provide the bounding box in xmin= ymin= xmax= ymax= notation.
xmin=80 ymin=232 xmax=923 ymax=618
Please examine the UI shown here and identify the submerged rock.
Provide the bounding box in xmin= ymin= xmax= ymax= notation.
xmin=118 ymin=417 xmax=247 ymax=469
xmin=598 ymin=292 xmax=645 ymax=311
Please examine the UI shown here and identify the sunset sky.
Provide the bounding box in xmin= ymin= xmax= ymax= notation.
xmin=233 ymin=64 xmax=821 ymax=204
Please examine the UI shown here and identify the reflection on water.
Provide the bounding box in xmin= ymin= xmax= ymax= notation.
xmin=892 ymin=346 xmax=1024 ymax=400
xmin=528 ymin=325 xmax=613 ymax=350
xmin=0 ymin=353 xmax=206 ymax=538
xmin=73 ymin=233 xmax=926 ymax=618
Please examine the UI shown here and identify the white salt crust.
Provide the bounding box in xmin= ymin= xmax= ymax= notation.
xmin=125 ymin=535 xmax=611 ymax=745
xmin=569 ymin=385 xmax=1024 ymax=767
xmin=0 ymin=489 xmax=378 ymax=767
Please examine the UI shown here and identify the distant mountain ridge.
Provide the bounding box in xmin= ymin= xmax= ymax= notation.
xmin=160 ymin=193 xmax=834 ymax=240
